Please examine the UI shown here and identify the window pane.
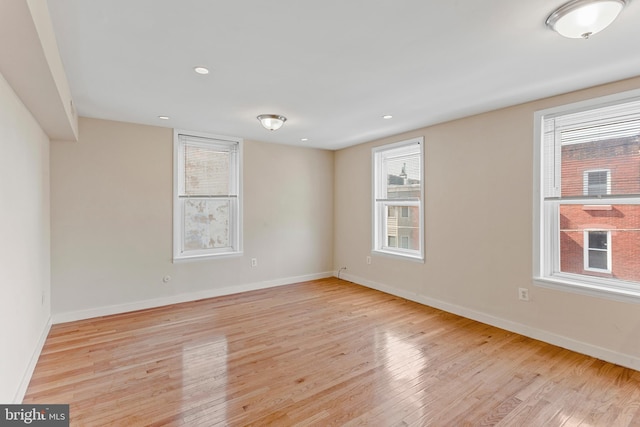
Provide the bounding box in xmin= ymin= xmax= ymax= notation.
xmin=384 ymin=205 xmax=420 ymax=251
xmin=588 ymin=231 xmax=607 ymax=250
xmin=184 ymin=145 xmax=230 ymax=196
xmin=559 ymin=204 xmax=640 ymax=282
xmin=588 ymin=250 xmax=608 ymax=270
xmin=384 ymin=151 xmax=421 ymax=200
xmin=183 ymin=199 xmax=231 ymax=250
xmin=561 ymin=137 xmax=640 ymax=197
xmin=587 ymin=171 xmax=608 ymax=196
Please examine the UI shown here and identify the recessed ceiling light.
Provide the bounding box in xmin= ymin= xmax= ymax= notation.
xmin=301 ymin=138 xmax=309 ymax=142
xmin=383 ymin=115 xmax=393 ymax=119
xmin=158 ymin=115 xmax=170 ymax=120
xmin=194 ymin=66 xmax=209 ymax=75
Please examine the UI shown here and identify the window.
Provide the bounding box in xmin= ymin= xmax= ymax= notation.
xmin=534 ymin=89 xmax=640 ymax=301
xmin=584 ymin=230 xmax=611 ymax=272
xmin=584 ymin=169 xmax=610 ymax=196
xmin=173 ymin=130 xmax=242 ymax=260
xmin=373 ymin=137 xmax=424 ymax=260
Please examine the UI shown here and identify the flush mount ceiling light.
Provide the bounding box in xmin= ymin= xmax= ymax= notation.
xmin=546 ymin=0 xmax=627 ymax=39
xmin=257 ymin=114 xmax=287 ymax=131
xmin=193 ymin=66 xmax=209 ymax=75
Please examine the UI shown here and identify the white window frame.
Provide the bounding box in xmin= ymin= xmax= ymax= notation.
xmin=533 ymin=88 xmax=640 ymax=303
xmin=372 ymin=137 xmax=424 ymax=261
xmin=173 ymin=129 xmax=243 ymax=261
xmin=583 ymin=230 xmax=611 ymax=273
xmin=583 ymin=169 xmax=611 ymax=196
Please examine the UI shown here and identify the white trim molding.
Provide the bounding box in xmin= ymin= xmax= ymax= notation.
xmin=52 ymin=272 xmax=334 ymax=324
xmin=338 ymin=272 xmax=640 ymax=372
xmin=14 ymin=317 xmax=52 ymax=403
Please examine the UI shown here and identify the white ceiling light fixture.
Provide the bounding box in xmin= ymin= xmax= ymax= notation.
xmin=193 ymin=66 xmax=209 ymax=74
xmin=257 ymin=114 xmax=287 ymax=131
xmin=546 ymin=0 xmax=627 ymax=39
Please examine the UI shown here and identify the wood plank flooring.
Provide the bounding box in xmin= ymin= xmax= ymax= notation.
xmin=24 ymin=278 xmax=640 ymax=426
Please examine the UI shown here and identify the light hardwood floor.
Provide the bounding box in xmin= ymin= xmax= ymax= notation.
xmin=25 ymin=278 xmax=640 ymax=426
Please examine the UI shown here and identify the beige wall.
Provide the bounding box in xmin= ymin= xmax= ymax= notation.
xmin=334 ymin=76 xmax=640 ymax=366
xmin=51 ymin=118 xmax=334 ymax=317
xmin=0 ymin=71 xmax=51 ymax=402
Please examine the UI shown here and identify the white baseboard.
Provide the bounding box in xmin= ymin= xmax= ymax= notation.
xmin=339 ymin=272 xmax=640 ymax=372
xmin=52 ymin=271 xmax=333 ymax=324
xmin=14 ymin=316 xmax=52 ymax=403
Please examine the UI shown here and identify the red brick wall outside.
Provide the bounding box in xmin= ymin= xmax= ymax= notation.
xmin=560 ymin=205 xmax=640 ymax=282
xmin=561 ymin=138 xmax=640 ymax=196
xmin=559 ymin=136 xmax=640 ymax=283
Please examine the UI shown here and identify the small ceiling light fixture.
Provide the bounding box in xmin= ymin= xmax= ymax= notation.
xmin=194 ymin=66 xmax=210 ymax=75
xmin=546 ymin=0 xmax=627 ymax=39
xmin=158 ymin=115 xmax=170 ymax=120
xmin=301 ymin=138 xmax=309 ymax=142
xmin=383 ymin=115 xmax=393 ymax=119
xmin=257 ymin=114 xmax=287 ymax=131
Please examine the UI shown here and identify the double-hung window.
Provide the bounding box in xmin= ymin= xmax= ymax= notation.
xmin=534 ymin=90 xmax=640 ymax=301
xmin=584 ymin=230 xmax=611 ymax=272
xmin=173 ymin=130 xmax=242 ymax=260
xmin=373 ymin=137 xmax=424 ymax=260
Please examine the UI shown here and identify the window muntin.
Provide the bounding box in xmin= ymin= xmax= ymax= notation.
xmin=174 ymin=131 xmax=242 ymax=260
xmin=373 ymin=138 xmax=424 ymax=260
xmin=535 ymin=90 xmax=640 ymax=301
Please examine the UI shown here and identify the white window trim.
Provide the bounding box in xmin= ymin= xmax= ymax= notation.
xmin=372 ymin=137 xmax=424 ymax=262
xmin=173 ymin=129 xmax=243 ymax=262
xmin=533 ymin=88 xmax=640 ymax=303
xmin=583 ymin=230 xmax=611 ymax=273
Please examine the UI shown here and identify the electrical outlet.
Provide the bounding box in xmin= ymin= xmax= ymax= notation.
xmin=366 ymin=256 xmax=371 ymax=265
xmin=251 ymin=258 xmax=258 ymax=267
xmin=518 ymin=287 xmax=529 ymax=301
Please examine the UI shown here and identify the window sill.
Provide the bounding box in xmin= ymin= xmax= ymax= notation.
xmin=173 ymin=251 xmax=243 ymax=263
xmin=534 ymin=274 xmax=640 ymax=304
xmin=372 ymin=249 xmax=424 ymax=263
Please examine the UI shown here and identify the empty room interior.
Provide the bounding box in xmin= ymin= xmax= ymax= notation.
xmin=3 ymin=0 xmax=640 ymax=425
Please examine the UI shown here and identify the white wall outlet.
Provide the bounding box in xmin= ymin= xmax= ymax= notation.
xmin=162 ymin=275 xmax=171 ymax=283
xmin=251 ymin=258 xmax=258 ymax=267
xmin=366 ymin=256 xmax=371 ymax=265
xmin=518 ymin=287 xmax=529 ymax=301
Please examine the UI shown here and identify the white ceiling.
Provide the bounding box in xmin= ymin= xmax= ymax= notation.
xmin=46 ymin=0 xmax=640 ymax=150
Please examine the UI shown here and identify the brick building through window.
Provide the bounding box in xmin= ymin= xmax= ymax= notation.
xmin=559 ymin=136 xmax=640 ymax=282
